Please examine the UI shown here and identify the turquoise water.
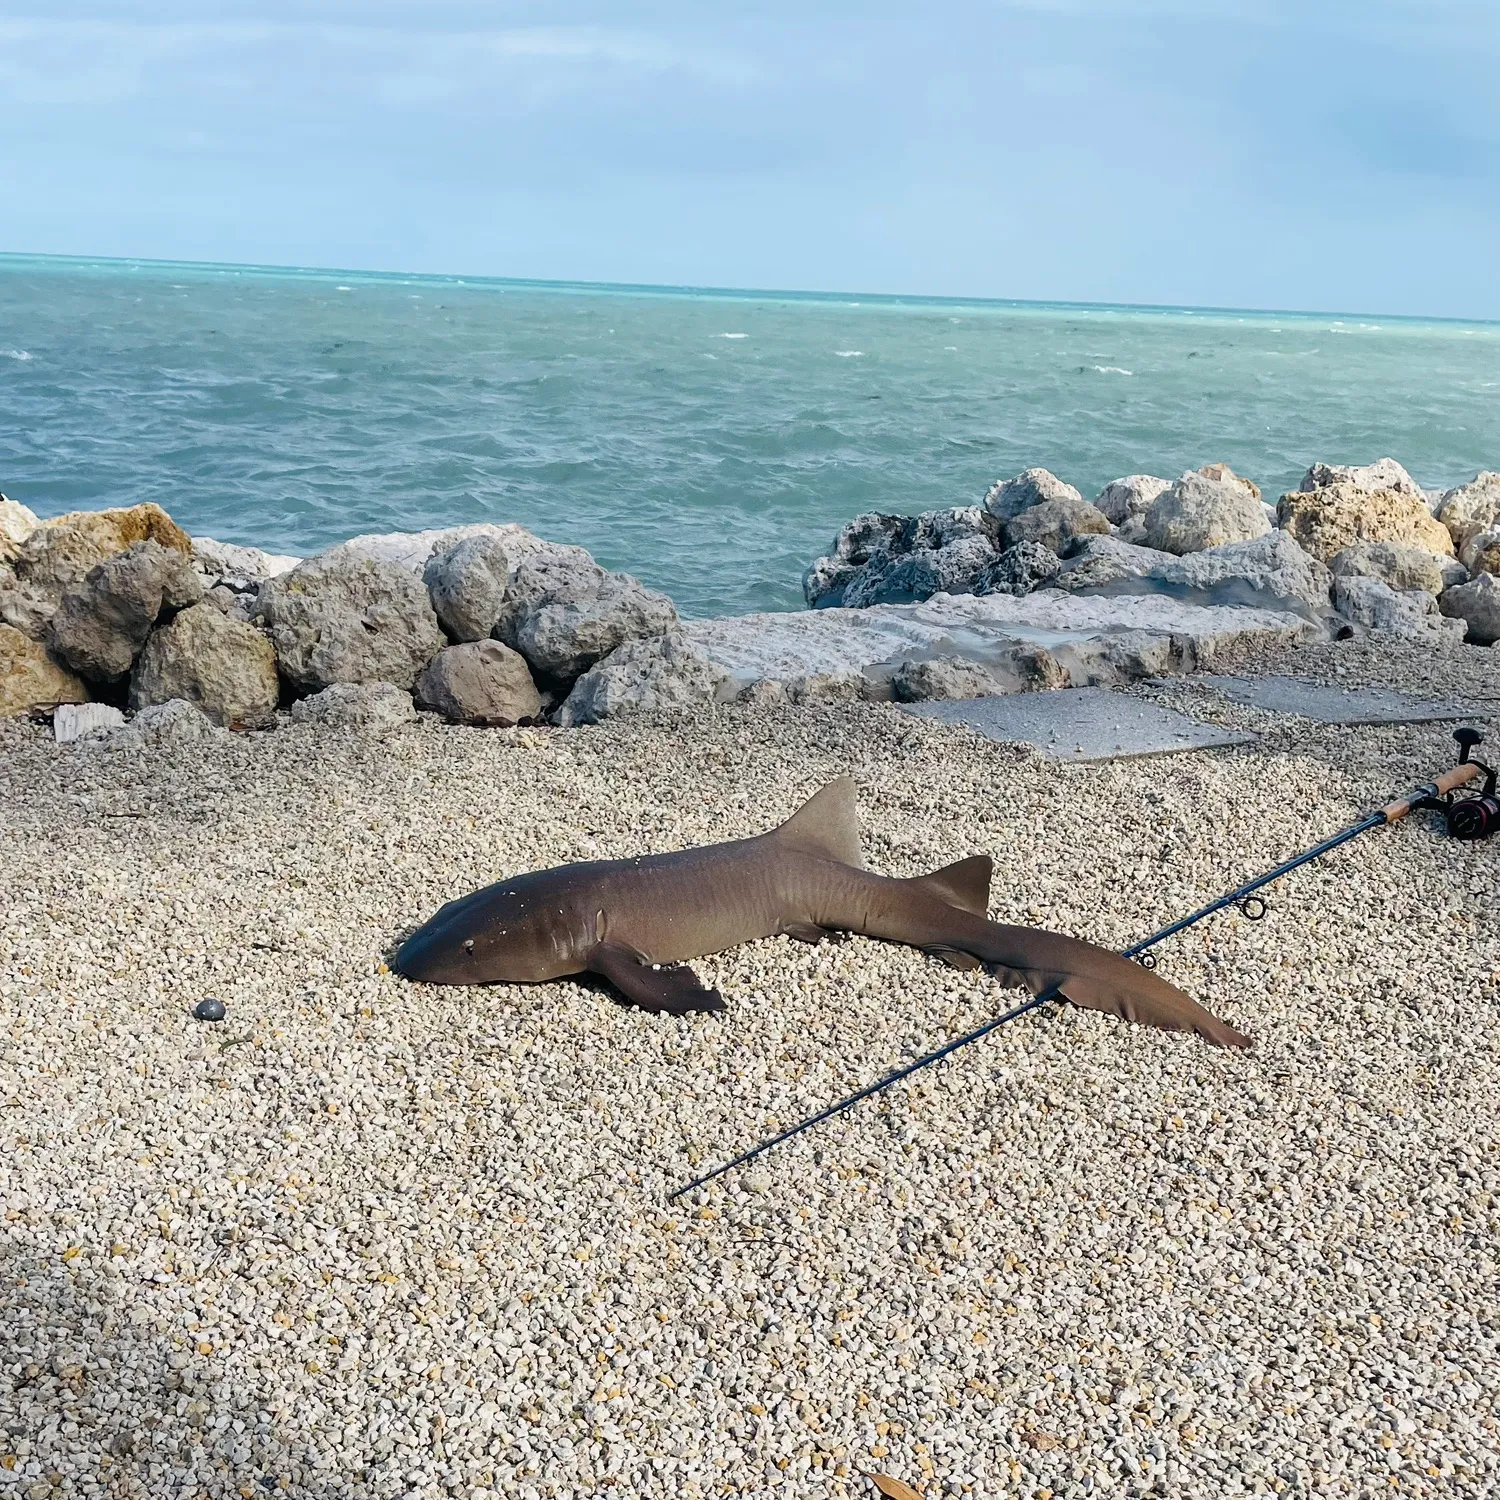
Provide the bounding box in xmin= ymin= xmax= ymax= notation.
xmin=2 ymin=253 xmax=1497 ymax=618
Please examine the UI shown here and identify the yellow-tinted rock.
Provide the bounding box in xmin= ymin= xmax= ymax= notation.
xmin=0 ymin=495 xmax=40 ymax=563
xmin=1275 ymin=483 xmax=1453 ymax=563
xmin=19 ymin=503 xmax=193 ymax=593
xmin=1460 ymin=531 xmax=1500 ymax=578
xmin=0 ymin=623 xmax=89 ymax=717
xmin=1198 ymin=462 xmax=1261 ymax=502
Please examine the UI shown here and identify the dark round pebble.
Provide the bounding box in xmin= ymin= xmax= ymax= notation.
xmin=193 ymin=997 xmax=226 ymax=1023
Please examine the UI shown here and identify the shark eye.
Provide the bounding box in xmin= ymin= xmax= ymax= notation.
xmin=463 ymin=939 xmax=475 ymax=953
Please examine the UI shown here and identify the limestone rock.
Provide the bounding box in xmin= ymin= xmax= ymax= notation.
xmin=1438 ymin=573 xmax=1500 ymax=646
xmin=1300 ymin=458 xmax=1423 ymax=499
xmin=1056 ymin=536 xmax=1173 ymax=593
xmin=1 ymin=502 xmax=193 ymax=637
xmin=1459 ymin=531 xmax=1500 ymax=578
xmin=0 ymin=574 xmax=60 ymax=640
xmin=842 ymin=534 xmax=998 ymax=608
xmin=289 ymin=682 xmax=416 ymax=732
xmin=684 ymin=590 xmax=1313 ymax=691
xmin=1095 ymin=475 xmax=1170 ymax=525
xmin=1197 ymin=463 xmax=1261 ymax=502
xmin=1002 ymin=496 xmax=1109 ymax=554
xmin=903 ymin=507 xmax=1000 ymax=552
xmin=102 ymin=698 xmax=223 ymax=750
xmin=15 ymin=502 xmax=192 ymax=594
xmin=974 ymin=541 xmax=1062 ymax=597
xmin=1277 ymin=482 xmax=1454 ymax=562
xmin=735 ymin=679 xmax=788 ymax=707
xmin=803 ymin=512 xmax=920 ymax=608
xmin=891 ymin=656 xmax=1002 ymax=702
xmin=130 ymin=602 xmax=279 ymax=728
xmin=988 ymin=642 xmax=1070 ymax=692
xmin=0 ymin=624 xmax=89 ymax=717
xmin=1060 ymin=530 xmax=1331 ymax=614
xmin=192 ymin=535 xmax=300 ymax=594
xmin=0 ymin=495 xmax=39 ymax=560
xmin=255 ymin=551 xmax=446 ymax=693
xmin=48 ymin=540 xmax=204 ymax=682
xmin=415 ymin=640 xmax=542 ymax=726
xmin=889 ymin=642 xmax=1067 ymax=702
xmin=555 ymin=632 xmax=730 ymax=727
xmin=202 ymin=583 xmax=260 ymax=623
xmin=1145 ymin=471 xmax=1272 ymax=555
xmin=982 ymin=468 xmax=1083 ymax=522
xmin=814 ymin=509 xmax=1002 ymax=609
xmin=1437 ymin=473 xmax=1500 ymax=553
xmin=423 ymin=532 xmax=511 ymax=642
xmin=53 ymin=703 xmax=125 ymax=744
xmin=333 ymin=522 xmax=591 ymax=578
xmin=1333 ymin=576 xmax=1466 ymax=643
xmin=498 ymin=556 xmax=678 ymax=682
xmin=1328 ymin=540 xmax=1466 ymax=595
xmin=784 ymin=672 xmax=874 ymax=705
xmin=1053 ymin=631 xmax=1185 ymax=687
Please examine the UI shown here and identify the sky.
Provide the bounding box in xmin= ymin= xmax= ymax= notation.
xmin=1 ymin=0 xmax=1497 ymax=317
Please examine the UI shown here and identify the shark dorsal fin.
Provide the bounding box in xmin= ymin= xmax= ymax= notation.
xmin=768 ymin=776 xmax=864 ymax=868
xmin=909 ymin=854 xmax=992 ymax=916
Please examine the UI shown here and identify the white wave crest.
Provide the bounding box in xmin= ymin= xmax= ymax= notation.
xmin=834 ymin=349 xmax=863 ymax=358
xmin=719 ymin=332 xmax=747 ymax=339
xmin=2 ymin=348 xmax=33 ymax=361
xmin=1092 ymin=364 xmax=1132 ymax=375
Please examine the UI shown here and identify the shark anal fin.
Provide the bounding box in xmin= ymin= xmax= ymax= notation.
xmin=780 ymin=920 xmax=839 ymax=945
xmin=909 ymin=854 xmax=993 ymax=916
xmin=585 ymin=942 xmax=726 ymax=1017
xmin=924 ymin=943 xmax=984 ymax=971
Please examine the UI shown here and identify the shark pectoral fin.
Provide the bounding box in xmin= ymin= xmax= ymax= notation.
xmin=924 ymin=944 xmax=984 ymax=971
xmin=585 ymin=942 xmax=726 ymax=1017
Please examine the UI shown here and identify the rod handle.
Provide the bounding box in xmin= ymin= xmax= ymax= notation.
xmin=1383 ymin=761 xmax=1483 ymax=822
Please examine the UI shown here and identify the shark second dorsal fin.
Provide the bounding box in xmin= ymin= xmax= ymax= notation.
xmin=768 ymin=776 xmax=864 ymax=868
xmin=908 ymin=854 xmax=993 ymax=916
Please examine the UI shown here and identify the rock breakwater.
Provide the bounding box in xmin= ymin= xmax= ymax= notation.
xmin=1 ymin=451 xmax=1497 ymax=742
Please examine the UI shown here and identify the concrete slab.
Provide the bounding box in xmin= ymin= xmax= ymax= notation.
xmin=898 ymin=687 xmax=1255 ymax=762
xmin=682 ymin=592 xmax=1315 ymax=686
xmin=1195 ymin=675 xmax=1489 ymax=726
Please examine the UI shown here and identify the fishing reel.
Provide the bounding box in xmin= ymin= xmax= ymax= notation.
xmin=1416 ymin=728 xmax=1500 ymax=841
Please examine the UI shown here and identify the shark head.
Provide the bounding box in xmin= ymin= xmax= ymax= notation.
xmin=394 ymin=879 xmax=571 ymax=985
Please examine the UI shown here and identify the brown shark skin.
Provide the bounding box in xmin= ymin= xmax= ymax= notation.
xmin=395 ymin=779 xmax=1251 ymax=1048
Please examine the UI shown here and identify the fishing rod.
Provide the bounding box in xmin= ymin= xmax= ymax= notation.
xmin=670 ymin=727 xmax=1496 ymax=1201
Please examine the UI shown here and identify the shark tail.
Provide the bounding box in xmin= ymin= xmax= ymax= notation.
xmin=981 ymin=924 xmax=1252 ymax=1050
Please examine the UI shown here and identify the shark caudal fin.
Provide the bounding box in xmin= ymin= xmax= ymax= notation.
xmin=908 ymin=854 xmax=993 ymax=916
xmin=768 ymin=776 xmax=864 ymax=868
xmin=1058 ymin=967 xmax=1253 ymax=1049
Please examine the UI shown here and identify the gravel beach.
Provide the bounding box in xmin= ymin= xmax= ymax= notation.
xmin=3 ymin=638 xmax=1499 ymax=1500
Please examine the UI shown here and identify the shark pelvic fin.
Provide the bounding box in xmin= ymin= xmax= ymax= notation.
xmin=768 ymin=776 xmax=864 ymax=868
xmin=908 ymin=854 xmax=993 ymax=916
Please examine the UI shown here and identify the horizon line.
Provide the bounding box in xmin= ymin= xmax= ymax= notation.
xmin=2 ymin=248 xmax=1498 ymax=329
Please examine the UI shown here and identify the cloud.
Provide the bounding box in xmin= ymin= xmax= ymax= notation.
xmin=0 ymin=19 xmax=758 ymax=108
xmin=0 ymin=1 xmax=1496 ymax=314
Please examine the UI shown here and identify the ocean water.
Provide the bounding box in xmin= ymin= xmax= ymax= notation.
xmin=2 ymin=254 xmax=1497 ymax=619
